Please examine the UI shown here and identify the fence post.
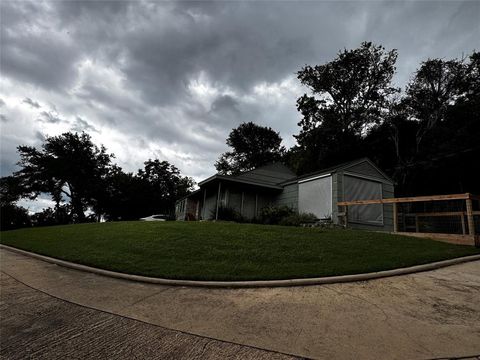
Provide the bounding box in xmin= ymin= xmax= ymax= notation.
xmin=344 ymin=205 xmax=348 ymax=228
xmin=466 ymin=196 xmax=474 ymax=236
xmin=393 ymin=203 xmax=398 ymax=233
xmin=460 ymin=214 xmax=466 ymax=235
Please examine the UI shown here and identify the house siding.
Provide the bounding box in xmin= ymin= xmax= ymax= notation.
xmin=274 ymin=183 xmax=298 ymax=210
xmin=343 ymin=161 xmax=390 ymax=182
xmin=203 ymin=191 xmax=217 ymax=220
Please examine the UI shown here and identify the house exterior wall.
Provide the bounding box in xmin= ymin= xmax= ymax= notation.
xmin=203 ymin=190 xmax=217 ymax=220
xmin=175 ymin=198 xmax=187 ymax=220
xmin=177 ymin=159 xmax=394 ymax=228
xmin=335 ymin=160 xmax=394 ymax=231
xmin=273 ymin=183 xmax=298 ymax=210
xmin=345 ymin=161 xmax=390 ymax=181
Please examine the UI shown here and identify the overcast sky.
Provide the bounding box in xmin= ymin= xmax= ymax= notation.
xmin=1 ymin=0 xmax=479 ymax=210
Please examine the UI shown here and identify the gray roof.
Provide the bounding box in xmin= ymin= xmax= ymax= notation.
xmin=196 ymin=157 xmax=392 ymax=191
xmin=289 ymin=157 xmax=393 ymax=184
xmin=235 ymin=163 xmax=296 ymax=186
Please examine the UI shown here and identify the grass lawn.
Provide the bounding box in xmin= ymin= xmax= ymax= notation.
xmin=1 ymin=221 xmax=479 ymax=281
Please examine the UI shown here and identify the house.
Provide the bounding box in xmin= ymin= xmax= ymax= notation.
xmin=175 ymin=158 xmax=395 ymax=231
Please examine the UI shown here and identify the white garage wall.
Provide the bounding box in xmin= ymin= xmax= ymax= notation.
xmin=298 ymin=175 xmax=332 ymax=219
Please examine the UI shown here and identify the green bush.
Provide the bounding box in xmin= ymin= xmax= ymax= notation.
xmin=279 ymin=212 xmax=318 ymax=226
xmin=210 ymin=205 xmax=244 ymax=222
xmin=259 ymin=205 xmax=295 ymax=225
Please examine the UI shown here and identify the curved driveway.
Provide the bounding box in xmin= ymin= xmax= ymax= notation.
xmin=1 ymin=248 xmax=479 ymax=359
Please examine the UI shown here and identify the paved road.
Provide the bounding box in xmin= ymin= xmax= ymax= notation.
xmin=1 ymin=248 xmax=480 ymax=359
xmin=0 ymin=272 xmax=297 ymax=360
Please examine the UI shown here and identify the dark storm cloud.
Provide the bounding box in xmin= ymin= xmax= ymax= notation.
xmin=22 ymin=97 xmax=41 ymax=109
xmin=38 ymin=111 xmax=63 ymax=124
xmin=210 ymin=95 xmax=240 ymax=114
xmin=71 ymin=116 xmax=98 ymax=133
xmin=1 ymin=22 xmax=80 ymax=90
xmin=0 ymin=0 xmax=478 ymax=182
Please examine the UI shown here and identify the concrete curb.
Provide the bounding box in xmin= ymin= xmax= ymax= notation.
xmin=2 ymin=244 xmax=480 ymax=288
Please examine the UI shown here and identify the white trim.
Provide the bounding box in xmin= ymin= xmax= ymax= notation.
xmin=298 ymin=173 xmax=331 ymax=184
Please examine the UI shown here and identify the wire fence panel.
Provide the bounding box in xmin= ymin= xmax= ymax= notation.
xmin=338 ymin=194 xmax=479 ymax=246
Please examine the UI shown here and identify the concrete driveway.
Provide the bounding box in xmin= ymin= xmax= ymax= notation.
xmin=1 ymin=248 xmax=479 ymax=359
xmin=0 ymin=272 xmax=297 ymax=360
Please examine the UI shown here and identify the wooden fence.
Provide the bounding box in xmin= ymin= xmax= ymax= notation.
xmin=338 ymin=193 xmax=480 ymax=247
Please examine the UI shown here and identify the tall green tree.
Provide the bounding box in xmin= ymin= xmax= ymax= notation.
xmin=0 ymin=176 xmax=32 ymax=230
xmin=293 ymin=42 xmax=398 ymax=173
xmin=138 ymin=159 xmax=195 ymax=215
xmin=388 ymin=52 xmax=480 ymax=195
xmin=215 ymin=122 xmax=286 ymax=175
xmin=14 ymin=132 xmax=114 ymax=222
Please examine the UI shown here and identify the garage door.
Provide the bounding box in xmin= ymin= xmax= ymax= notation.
xmin=298 ymin=175 xmax=332 ymax=219
xmin=344 ymin=175 xmax=383 ymax=224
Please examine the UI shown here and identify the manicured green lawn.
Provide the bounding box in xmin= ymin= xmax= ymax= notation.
xmin=1 ymin=221 xmax=478 ymax=281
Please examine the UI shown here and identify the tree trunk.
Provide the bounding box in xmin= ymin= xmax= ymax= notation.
xmin=70 ymin=196 xmax=86 ymax=223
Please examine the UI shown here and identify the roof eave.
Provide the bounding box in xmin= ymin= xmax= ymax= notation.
xmin=198 ymin=174 xmax=283 ymax=190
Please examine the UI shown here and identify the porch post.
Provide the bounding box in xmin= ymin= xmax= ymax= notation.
xmin=215 ymin=181 xmax=222 ymax=220
xmin=202 ymin=188 xmax=207 ymax=219
xmin=240 ymin=191 xmax=244 ymax=216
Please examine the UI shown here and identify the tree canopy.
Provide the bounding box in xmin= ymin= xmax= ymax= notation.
xmin=215 ymin=122 xmax=286 ymax=175
xmin=13 ymin=132 xmax=114 ymax=222
xmin=291 ymin=44 xmax=479 ymax=196
xmin=2 ymin=132 xmax=195 ymax=229
xmin=292 ymin=42 xmax=399 ymax=173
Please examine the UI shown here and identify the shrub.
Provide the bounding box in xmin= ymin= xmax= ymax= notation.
xmin=259 ymin=205 xmax=295 ymax=225
xmin=210 ymin=205 xmax=244 ymax=222
xmin=279 ymin=212 xmax=318 ymax=227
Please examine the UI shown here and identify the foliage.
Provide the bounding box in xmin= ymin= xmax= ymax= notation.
xmin=279 ymin=212 xmax=317 ymax=227
xmin=0 ymin=204 xmax=31 ymax=231
xmin=215 ymin=122 xmax=286 ymax=175
xmin=292 ymin=42 xmax=398 ymax=173
xmin=101 ymin=160 xmax=194 ymax=221
xmin=138 ymin=159 xmax=195 ymax=215
xmin=1 ymin=222 xmax=478 ymax=281
xmin=258 ymin=205 xmax=295 ymax=225
xmin=291 ymin=43 xmax=480 ymax=196
xmin=0 ymin=176 xmax=23 ymax=205
xmin=30 ymin=205 xmax=73 ymax=227
xmin=209 ymin=205 xmax=244 ymax=222
xmin=13 ymin=132 xmax=114 ymax=222
xmin=3 ymin=132 xmax=195 ymax=227
xmin=384 ymin=52 xmax=480 ymax=194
